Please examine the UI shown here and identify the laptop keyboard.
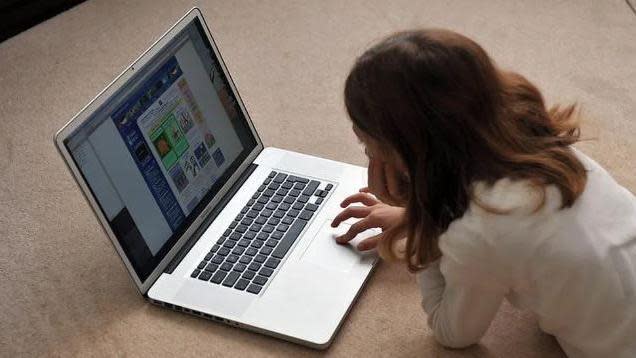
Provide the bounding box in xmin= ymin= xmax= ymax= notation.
xmin=190 ymin=171 xmax=333 ymax=294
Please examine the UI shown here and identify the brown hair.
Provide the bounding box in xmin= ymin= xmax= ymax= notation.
xmin=344 ymin=29 xmax=587 ymax=271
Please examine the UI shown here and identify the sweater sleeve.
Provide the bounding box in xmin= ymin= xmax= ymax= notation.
xmin=417 ymin=178 xmax=547 ymax=348
xmin=418 ymin=259 xmax=506 ymax=348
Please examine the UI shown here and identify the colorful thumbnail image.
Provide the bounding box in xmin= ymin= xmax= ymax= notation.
xmin=169 ymin=163 xmax=189 ymax=193
xmin=177 ymin=107 xmax=195 ymax=134
xmin=180 ymin=153 xmax=200 ymax=179
xmin=194 ymin=142 xmax=211 ymax=167
xmin=212 ymin=148 xmax=225 ymax=167
xmin=150 ymin=113 xmax=189 ymax=170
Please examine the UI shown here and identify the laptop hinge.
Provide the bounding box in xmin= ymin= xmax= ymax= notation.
xmin=163 ymin=163 xmax=258 ymax=275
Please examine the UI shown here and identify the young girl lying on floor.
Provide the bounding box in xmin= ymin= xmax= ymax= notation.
xmin=331 ymin=29 xmax=636 ymax=357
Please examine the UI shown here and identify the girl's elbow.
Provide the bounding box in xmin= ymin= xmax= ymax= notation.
xmin=433 ymin=332 xmax=480 ymax=349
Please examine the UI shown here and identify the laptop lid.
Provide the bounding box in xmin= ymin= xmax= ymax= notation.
xmin=55 ymin=8 xmax=263 ymax=294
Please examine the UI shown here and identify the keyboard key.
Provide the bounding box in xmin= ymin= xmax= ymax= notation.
xmin=241 ymin=206 xmax=249 ymax=214
xmin=263 ymin=189 xmax=275 ymax=197
xmin=229 ymin=221 xmax=238 ymax=229
xmin=273 ymin=173 xmax=287 ymax=183
xmin=254 ymin=254 xmax=267 ymax=263
xmin=296 ymin=177 xmax=309 ymax=184
xmin=302 ymin=180 xmax=319 ymax=196
xmin=263 ymin=225 xmax=274 ymax=233
xmin=268 ymin=182 xmax=281 ymax=190
xmin=265 ymin=258 xmax=281 ymax=269
xmin=289 ymin=189 xmax=301 ymax=197
xmin=216 ymin=236 xmax=226 ymax=245
xmin=271 ymin=195 xmax=283 ymax=203
xmin=268 ymin=171 xmax=277 ymax=178
xmin=242 ymin=270 xmax=256 ymax=280
xmin=273 ymin=210 xmax=285 ymax=218
xmin=266 ymin=202 xmax=278 ymax=210
xmin=264 ymin=178 xmax=271 ymax=185
xmin=272 ymin=218 xmax=307 ymax=259
xmin=314 ymin=190 xmax=324 ymax=197
xmin=234 ymin=279 xmax=250 ymax=291
xmin=253 ymin=203 xmax=264 ymax=211
xmin=279 ymin=203 xmax=291 ymax=211
xmin=255 ymin=216 xmax=267 ymax=225
xmin=325 ymin=183 xmax=333 ymax=191
xmin=258 ymin=185 xmax=266 ymax=192
xmin=233 ymin=263 xmax=247 ymax=272
xmin=319 ymin=190 xmax=328 ymax=198
xmin=204 ymin=252 xmax=214 ymax=261
xmin=277 ymin=224 xmax=290 ymax=232
xmin=191 ymin=269 xmax=201 ymax=278
xmin=297 ymin=195 xmax=310 ymax=203
xmin=251 ymin=192 xmax=259 ymax=200
xmin=288 ymin=209 xmax=300 ymax=217
xmin=272 ymin=231 xmax=283 ymax=240
xmin=222 ymin=272 xmax=240 ymax=287
xmin=251 ymin=240 xmax=264 ymax=248
xmin=232 ymin=246 xmax=245 ymax=255
xmin=226 ymin=254 xmax=239 ymax=263
xmin=262 ymin=209 xmax=273 ymax=217
xmin=199 ymin=271 xmax=212 ymax=281
xmin=282 ymin=181 xmax=293 ymax=189
xmin=241 ymin=217 xmax=254 ymax=226
xmin=299 ymin=210 xmax=313 ymax=221
xmin=259 ymin=267 xmax=274 ymax=277
xmin=245 ymin=247 xmax=258 ymax=256
xmin=315 ymin=197 xmax=324 ymax=205
xmin=292 ymin=202 xmax=303 ymax=210
xmin=282 ymin=216 xmax=294 ymax=225
xmin=244 ymin=231 xmax=256 ymax=240
xmin=246 ymin=210 xmax=259 ymax=218
xmin=283 ymin=196 xmax=295 ymax=204
xmin=220 ymin=262 xmax=234 ymax=271
xmin=249 ymin=262 xmax=262 ymax=271
xmin=223 ymin=240 xmax=237 ymax=249
xmin=253 ymin=275 xmax=268 ymax=285
xmin=223 ymin=229 xmax=231 ymax=237
xmin=293 ymin=182 xmax=306 ymax=190
xmin=249 ymin=224 xmax=262 ymax=232
xmin=205 ymin=263 xmax=219 ymax=272
xmin=257 ymin=196 xmax=268 ymax=204
xmin=230 ymin=232 xmax=241 ymax=241
xmin=239 ymin=256 xmax=252 ymax=264
xmin=260 ymin=246 xmax=273 ymax=255
xmin=238 ymin=239 xmax=251 ymax=247
xmin=211 ymin=271 xmax=227 ymax=284
xmin=268 ymin=217 xmax=280 ymax=225
xmin=236 ymin=225 xmax=248 ymax=233
xmin=236 ymin=213 xmax=244 ymax=221
xmin=197 ymin=261 xmax=207 ymax=270
xmin=212 ymin=255 xmax=224 ymax=264
xmin=218 ymin=247 xmax=230 ymax=256
xmin=305 ymin=203 xmax=319 ymax=212
xmin=277 ymin=188 xmax=289 ymax=196
xmin=247 ymin=284 xmax=262 ymax=294
xmin=256 ymin=232 xmax=268 ymax=241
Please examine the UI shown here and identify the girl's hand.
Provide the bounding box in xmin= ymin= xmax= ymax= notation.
xmin=365 ymin=157 xmax=409 ymax=207
xmin=331 ymin=191 xmax=406 ymax=251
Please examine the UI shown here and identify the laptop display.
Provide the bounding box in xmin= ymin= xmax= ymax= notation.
xmin=63 ymin=18 xmax=257 ymax=282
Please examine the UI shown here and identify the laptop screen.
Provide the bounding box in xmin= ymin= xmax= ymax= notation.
xmin=64 ymin=18 xmax=258 ymax=282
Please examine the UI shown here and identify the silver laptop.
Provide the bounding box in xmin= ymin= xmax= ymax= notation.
xmin=54 ymin=8 xmax=377 ymax=348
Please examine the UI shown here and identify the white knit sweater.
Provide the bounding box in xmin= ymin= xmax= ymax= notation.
xmin=417 ymin=150 xmax=636 ymax=357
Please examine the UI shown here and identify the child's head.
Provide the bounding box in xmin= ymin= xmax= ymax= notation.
xmin=344 ymin=29 xmax=587 ymax=270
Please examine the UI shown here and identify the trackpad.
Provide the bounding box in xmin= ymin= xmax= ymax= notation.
xmin=301 ymin=219 xmax=379 ymax=272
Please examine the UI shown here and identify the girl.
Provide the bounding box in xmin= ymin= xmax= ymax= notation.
xmin=331 ymin=29 xmax=636 ymax=357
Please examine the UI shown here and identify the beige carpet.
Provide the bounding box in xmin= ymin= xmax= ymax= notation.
xmin=1 ymin=0 xmax=634 ymax=356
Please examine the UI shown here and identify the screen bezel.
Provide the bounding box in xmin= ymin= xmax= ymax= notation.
xmin=54 ymin=8 xmax=263 ymax=294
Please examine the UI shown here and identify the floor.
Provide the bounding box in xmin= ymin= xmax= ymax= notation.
xmin=0 ymin=0 xmax=634 ymax=356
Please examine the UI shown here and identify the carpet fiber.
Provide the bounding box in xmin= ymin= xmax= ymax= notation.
xmin=1 ymin=0 xmax=634 ymax=356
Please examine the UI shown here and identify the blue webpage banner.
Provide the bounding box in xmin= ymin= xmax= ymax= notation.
xmin=111 ymin=57 xmax=186 ymax=233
